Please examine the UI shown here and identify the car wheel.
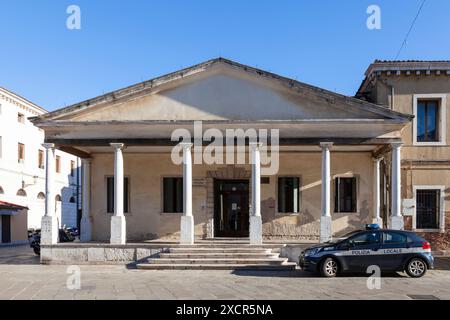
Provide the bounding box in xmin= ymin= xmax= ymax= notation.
xmin=320 ymin=257 xmax=339 ymax=277
xmin=406 ymin=258 xmax=427 ymax=278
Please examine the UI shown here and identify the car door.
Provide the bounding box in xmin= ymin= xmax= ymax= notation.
xmin=379 ymin=231 xmax=409 ymax=270
xmin=345 ymin=231 xmax=382 ymax=271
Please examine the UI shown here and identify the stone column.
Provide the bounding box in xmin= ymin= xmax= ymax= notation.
xmin=249 ymin=142 xmax=263 ymax=245
xmin=320 ymin=142 xmax=333 ymax=243
xmin=110 ymin=143 xmax=126 ymax=244
xmin=390 ymin=142 xmax=404 ymax=230
xmin=372 ymin=157 xmax=383 ymax=226
xmin=180 ymin=143 xmax=194 ymax=244
xmin=41 ymin=143 xmax=59 ymax=245
xmin=80 ymin=158 xmax=92 ymax=242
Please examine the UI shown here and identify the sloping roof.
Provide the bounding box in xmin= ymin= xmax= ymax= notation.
xmin=31 ymin=57 xmax=413 ymax=123
xmin=356 ymin=60 xmax=450 ymax=97
xmin=0 ymin=200 xmax=28 ymax=211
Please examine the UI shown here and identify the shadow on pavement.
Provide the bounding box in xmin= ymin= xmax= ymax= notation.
xmin=0 ymin=244 xmax=40 ymax=265
xmin=433 ymin=257 xmax=450 ymax=271
xmin=232 ymin=269 xmax=408 ymax=278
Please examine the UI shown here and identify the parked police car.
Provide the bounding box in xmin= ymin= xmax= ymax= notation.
xmin=299 ymin=225 xmax=433 ymax=278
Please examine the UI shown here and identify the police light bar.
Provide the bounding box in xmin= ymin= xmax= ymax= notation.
xmin=365 ymin=224 xmax=380 ymax=230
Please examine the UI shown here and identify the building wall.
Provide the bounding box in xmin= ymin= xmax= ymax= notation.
xmin=0 ymin=89 xmax=80 ymax=229
xmin=89 ymin=151 xmax=374 ymax=241
xmin=11 ymin=209 xmax=28 ymax=242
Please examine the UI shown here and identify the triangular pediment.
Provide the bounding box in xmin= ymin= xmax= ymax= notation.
xmin=33 ymin=58 xmax=412 ymax=123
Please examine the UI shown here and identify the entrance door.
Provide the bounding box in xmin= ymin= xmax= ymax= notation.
xmin=1 ymin=215 xmax=11 ymax=243
xmin=214 ymin=180 xmax=249 ymax=237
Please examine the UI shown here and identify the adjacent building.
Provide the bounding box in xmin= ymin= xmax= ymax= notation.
xmin=0 ymin=87 xmax=80 ymax=244
xmin=357 ymin=60 xmax=450 ymax=251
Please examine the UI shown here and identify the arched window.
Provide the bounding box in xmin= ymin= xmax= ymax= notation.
xmin=69 ymin=196 xmax=76 ymax=203
xmin=37 ymin=192 xmax=45 ymax=200
xmin=17 ymin=189 xmax=27 ymax=197
xmin=0 ymin=186 xmax=4 ymax=194
xmin=55 ymin=195 xmax=62 ymax=202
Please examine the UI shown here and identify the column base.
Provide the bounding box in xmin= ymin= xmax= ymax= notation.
xmin=372 ymin=217 xmax=383 ymax=227
xmin=110 ymin=215 xmax=126 ymax=244
xmin=41 ymin=215 xmax=59 ymax=245
xmin=320 ymin=216 xmax=332 ymax=243
xmin=80 ymin=216 xmax=93 ymax=242
xmin=389 ymin=216 xmax=404 ymax=230
xmin=180 ymin=215 xmax=194 ymax=245
xmin=249 ymin=215 xmax=262 ymax=245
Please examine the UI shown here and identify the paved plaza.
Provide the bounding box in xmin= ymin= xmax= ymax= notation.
xmin=1 ymin=245 xmax=450 ymax=300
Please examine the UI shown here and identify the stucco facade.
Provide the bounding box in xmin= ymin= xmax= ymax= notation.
xmin=85 ymin=152 xmax=374 ymax=241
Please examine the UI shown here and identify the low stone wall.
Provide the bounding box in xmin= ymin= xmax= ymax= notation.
xmin=40 ymin=243 xmax=172 ymax=265
xmin=279 ymin=244 xmax=311 ymax=264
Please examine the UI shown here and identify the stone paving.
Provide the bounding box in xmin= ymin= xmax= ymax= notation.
xmin=1 ymin=245 xmax=450 ymax=300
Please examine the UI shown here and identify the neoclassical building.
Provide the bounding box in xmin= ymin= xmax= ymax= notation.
xmin=30 ymin=58 xmax=417 ymax=247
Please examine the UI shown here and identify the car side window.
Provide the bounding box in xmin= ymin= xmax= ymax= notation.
xmin=383 ymin=232 xmax=407 ymax=244
xmin=348 ymin=232 xmax=380 ymax=246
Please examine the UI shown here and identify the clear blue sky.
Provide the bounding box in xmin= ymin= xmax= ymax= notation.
xmin=1 ymin=0 xmax=449 ymax=111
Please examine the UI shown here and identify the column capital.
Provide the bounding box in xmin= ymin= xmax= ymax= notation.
xmin=249 ymin=142 xmax=263 ymax=150
xmin=180 ymin=142 xmax=193 ymax=150
xmin=81 ymin=158 xmax=92 ymax=164
xmin=372 ymin=157 xmax=383 ymax=163
xmin=42 ymin=143 xmax=55 ymax=150
xmin=390 ymin=141 xmax=403 ymax=149
xmin=320 ymin=142 xmax=333 ymax=149
xmin=110 ymin=143 xmax=125 ymax=150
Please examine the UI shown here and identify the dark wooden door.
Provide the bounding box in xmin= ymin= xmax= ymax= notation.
xmin=214 ymin=180 xmax=249 ymax=237
xmin=1 ymin=215 xmax=11 ymax=243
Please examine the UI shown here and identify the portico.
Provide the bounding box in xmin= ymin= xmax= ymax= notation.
xmin=31 ymin=58 xmax=413 ymax=251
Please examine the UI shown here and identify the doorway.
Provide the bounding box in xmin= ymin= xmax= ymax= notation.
xmin=214 ymin=180 xmax=249 ymax=237
xmin=1 ymin=215 xmax=11 ymax=243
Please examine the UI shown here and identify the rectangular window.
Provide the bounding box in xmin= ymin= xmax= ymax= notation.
xmin=38 ymin=150 xmax=44 ymax=169
xmin=416 ymin=189 xmax=440 ymax=229
xmin=106 ymin=177 xmax=129 ymax=213
xmin=70 ymin=160 xmax=75 ymax=177
xmin=334 ymin=177 xmax=357 ymax=213
xmin=278 ymin=177 xmax=300 ymax=213
xmin=18 ymin=143 xmax=25 ymax=163
xmin=18 ymin=113 xmax=25 ymax=123
xmin=55 ymin=155 xmax=61 ymax=173
xmin=417 ymin=100 xmax=439 ymax=142
xmin=163 ymin=177 xmax=183 ymax=213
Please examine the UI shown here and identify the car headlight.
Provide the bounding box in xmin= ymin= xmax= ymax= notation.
xmin=305 ymin=247 xmax=322 ymax=257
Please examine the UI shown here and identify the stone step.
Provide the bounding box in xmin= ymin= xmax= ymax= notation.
xmin=136 ymin=263 xmax=297 ymax=270
xmin=169 ymin=244 xmax=286 ymax=249
xmin=159 ymin=252 xmax=280 ymax=259
xmin=169 ymin=247 xmax=273 ymax=254
xmin=146 ymin=258 xmax=288 ymax=265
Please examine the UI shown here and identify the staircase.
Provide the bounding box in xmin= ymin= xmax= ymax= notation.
xmin=136 ymin=243 xmax=297 ymax=270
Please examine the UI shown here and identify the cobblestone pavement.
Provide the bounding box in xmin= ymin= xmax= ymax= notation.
xmin=1 ymin=245 xmax=450 ymax=300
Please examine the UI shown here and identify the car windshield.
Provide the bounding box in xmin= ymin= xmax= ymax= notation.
xmin=328 ymin=230 xmax=361 ymax=243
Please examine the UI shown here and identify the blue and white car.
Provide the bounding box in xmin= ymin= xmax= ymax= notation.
xmin=299 ymin=225 xmax=434 ymax=278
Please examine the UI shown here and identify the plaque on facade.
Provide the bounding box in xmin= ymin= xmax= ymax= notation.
xmin=193 ymin=178 xmax=206 ymax=187
xmin=402 ymin=198 xmax=415 ymax=216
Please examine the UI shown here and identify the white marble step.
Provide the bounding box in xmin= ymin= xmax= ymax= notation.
xmin=169 ymin=247 xmax=272 ymax=254
xmin=159 ymin=252 xmax=280 ymax=259
xmin=136 ymin=263 xmax=297 ymax=270
xmin=146 ymin=258 xmax=288 ymax=265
